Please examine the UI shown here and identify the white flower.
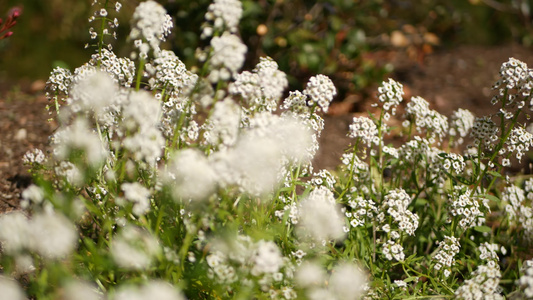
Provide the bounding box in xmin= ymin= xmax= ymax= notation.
xmin=208 ymin=33 xmax=247 ymax=82
xmin=52 ymin=118 xmax=108 ymax=167
xmin=303 ymin=74 xmax=337 ymax=113
xmin=30 ymin=212 xmax=78 ymax=259
xmin=205 ymin=0 xmax=242 ymax=33
xmin=121 ymin=182 xmax=151 ymax=216
xmin=204 ymin=98 xmax=241 ymax=147
xmin=297 ymin=187 xmax=346 ymax=242
xmin=113 ymin=281 xmax=184 ymax=300
xmin=377 ymin=78 xmax=404 ymax=117
xmin=21 ymin=184 xmax=44 ymax=208
xmin=295 ymin=261 xmax=326 ymax=287
xmin=329 ymin=263 xmax=368 ymax=300
xmin=250 ymin=240 xmax=284 ymax=276
xmin=0 ymin=211 xmax=31 ymax=255
xmin=111 ymin=226 xmax=160 ymax=270
xmin=164 ymin=149 xmax=219 ymax=202
xmin=0 ymin=275 xmax=26 ymax=300
xmin=349 ymin=116 xmax=378 ymax=147
xmin=129 ymin=0 xmax=173 ymax=56
xmin=63 ymin=280 xmax=104 ymax=300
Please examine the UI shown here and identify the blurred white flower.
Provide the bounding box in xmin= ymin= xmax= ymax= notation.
xmin=111 ymin=226 xmax=160 ymax=270
xmin=0 ymin=275 xmax=26 ymax=300
xmin=121 ymin=182 xmax=151 ymax=216
xmin=297 ymin=187 xmax=346 ymax=242
xmin=208 ymin=33 xmax=247 ymax=82
xmin=164 ymin=149 xmax=219 ymax=202
xmin=329 ymin=263 xmax=368 ymax=300
xmin=113 ymin=281 xmax=184 ymax=300
xmin=250 ymin=240 xmax=284 ymax=276
xmin=63 ymin=280 xmax=104 ymax=300
xmin=30 ymin=212 xmax=77 ymax=259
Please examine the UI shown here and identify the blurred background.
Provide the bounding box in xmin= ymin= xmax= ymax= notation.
xmin=1 ymin=0 xmax=533 ymax=102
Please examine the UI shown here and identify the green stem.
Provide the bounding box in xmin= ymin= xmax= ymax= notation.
xmin=135 ymin=57 xmax=145 ymax=91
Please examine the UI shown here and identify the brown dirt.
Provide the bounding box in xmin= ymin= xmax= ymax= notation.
xmin=3 ymin=43 xmax=533 ymax=212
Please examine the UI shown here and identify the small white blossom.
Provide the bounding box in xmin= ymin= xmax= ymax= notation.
xmin=303 ymin=74 xmax=337 ymax=113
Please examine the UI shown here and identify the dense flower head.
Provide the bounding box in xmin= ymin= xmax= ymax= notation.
xmin=68 ymin=71 xmax=118 ymax=118
xmin=51 ymin=118 xmax=108 ymax=167
xmin=503 ymin=184 xmax=533 ymax=241
xmin=0 ymin=275 xmax=26 ymax=300
xmin=448 ymin=187 xmax=490 ymax=229
xmin=282 ymin=90 xmax=308 ymax=113
xmin=297 ymin=187 xmax=346 ymax=242
xmin=346 ymin=196 xmax=379 ymax=228
xmin=229 ymin=57 xmax=288 ymax=112
xmin=254 ymin=57 xmax=288 ymax=103
xmin=518 ymin=259 xmax=533 ymax=298
xmin=89 ymin=49 xmax=135 ymax=87
xmin=493 ymin=57 xmax=532 ymax=97
xmin=455 ymin=260 xmax=503 ymax=300
xmin=449 ymin=108 xmax=475 ymax=146
xmin=147 ymin=50 xmax=197 ymax=96
xmin=120 ymin=182 xmax=151 ymax=216
xmin=377 ymin=78 xmax=404 ymax=119
xmin=502 ymin=126 xmax=533 ymax=162
xmin=46 ymin=66 xmax=72 ymax=99
xmin=381 ymin=239 xmax=405 ymax=261
xmin=129 ymin=0 xmax=173 ymax=57
xmin=204 ymin=98 xmax=242 ymax=147
xmin=404 ymin=96 xmax=449 ymax=144
xmin=303 ymin=74 xmax=337 ymax=113
xmin=111 ymin=226 xmax=160 ymax=270
xmin=164 ymin=149 xmax=219 ymax=202
xmin=208 ymin=33 xmax=247 ymax=82
xmin=471 ymin=116 xmax=499 ymax=151
xmin=113 ymin=281 xmax=184 ymax=300
xmin=250 ymin=240 xmax=284 ymax=276
xmin=204 ymin=0 xmax=243 ymax=35
xmin=349 ymin=116 xmax=379 ymax=147
xmin=433 ymin=235 xmax=460 ymax=276
xmin=379 ymin=188 xmax=419 ymax=236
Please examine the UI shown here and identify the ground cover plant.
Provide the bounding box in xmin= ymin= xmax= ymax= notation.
xmin=1 ymin=0 xmax=533 ymax=299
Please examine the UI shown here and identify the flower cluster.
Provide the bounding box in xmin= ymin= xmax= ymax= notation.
xmin=377 ymin=78 xmax=404 ymax=120
xmin=208 ymin=32 xmax=247 ymax=82
xmin=454 ymin=244 xmax=503 ymax=299
xmin=295 ymin=261 xmax=368 ymax=300
xmin=303 ymin=74 xmax=337 ymax=113
xmin=0 ymin=211 xmax=77 ymax=260
xmin=349 ymin=116 xmax=379 ymax=147
xmin=129 ymin=0 xmax=173 ymax=58
xmin=433 ymin=235 xmax=460 ymax=277
xmin=297 ymin=187 xmax=346 ymax=243
xmin=203 ymin=0 xmax=243 ymax=36
xmin=471 ymin=116 xmax=499 ymax=152
xmin=503 ymin=183 xmax=533 ymax=241
xmin=518 ymin=259 xmax=533 ymax=298
xmin=502 ymin=125 xmax=533 ymax=163
xmin=345 ymin=196 xmax=379 ymax=228
xmin=403 ymin=96 xmax=449 ymax=144
xmin=378 ymin=188 xmax=419 ymax=236
xmin=448 ymin=187 xmax=490 ymax=229
xmin=229 ymin=56 xmax=288 ymax=112
xmin=449 ymin=108 xmax=475 ymax=146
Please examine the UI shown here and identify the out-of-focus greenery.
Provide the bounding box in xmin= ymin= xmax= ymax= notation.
xmin=1 ymin=0 xmax=533 ymax=97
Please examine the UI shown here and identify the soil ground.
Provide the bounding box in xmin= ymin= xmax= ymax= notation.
xmin=2 ymin=43 xmax=533 ymax=213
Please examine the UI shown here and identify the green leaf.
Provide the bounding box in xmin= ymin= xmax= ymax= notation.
xmin=473 ymin=225 xmax=492 ymax=233
xmin=481 ymin=194 xmax=501 ymax=204
xmin=487 ymin=171 xmax=503 ymax=178
xmin=404 ymin=276 xmax=418 ymax=283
